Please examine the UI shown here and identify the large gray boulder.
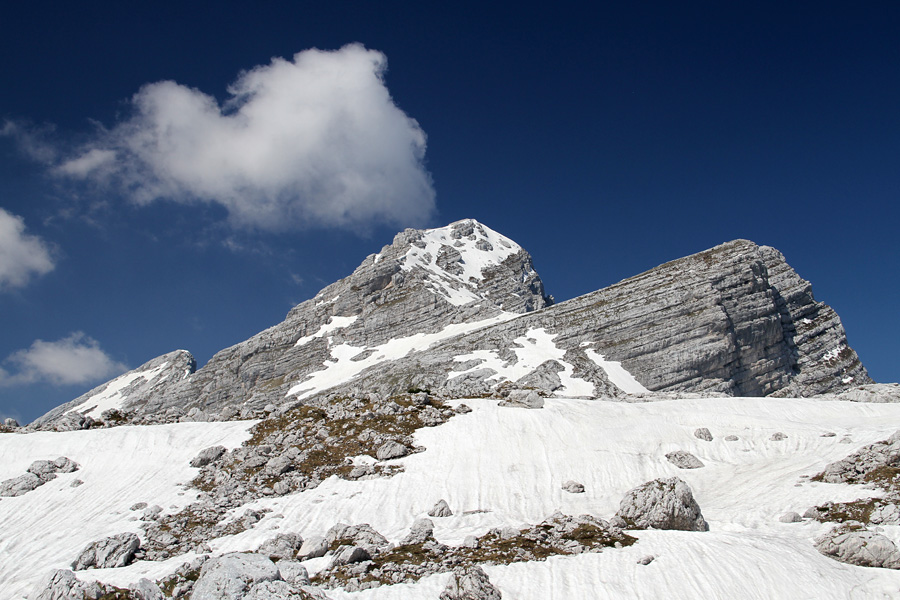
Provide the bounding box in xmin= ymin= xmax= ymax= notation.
xmin=0 ymin=473 xmax=43 ymax=497
xmin=190 ymin=446 xmax=227 ymax=468
xmin=190 ymin=553 xmax=281 ymax=600
xmin=613 ymin=477 xmax=709 ymax=531
xmin=257 ymin=533 xmax=304 ymax=560
xmin=30 ymin=569 xmax=105 ymax=600
xmin=71 ymin=533 xmax=140 ymax=570
xmin=440 ymin=566 xmax=502 ymax=600
xmin=815 ymin=526 xmax=900 ymax=569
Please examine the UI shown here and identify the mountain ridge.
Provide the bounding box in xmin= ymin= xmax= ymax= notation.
xmin=33 ymin=220 xmax=870 ymax=429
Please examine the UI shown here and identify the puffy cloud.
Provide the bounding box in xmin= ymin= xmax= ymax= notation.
xmin=57 ymin=44 xmax=436 ymax=231
xmin=0 ymin=332 xmax=127 ymax=386
xmin=0 ymin=208 xmax=55 ymax=291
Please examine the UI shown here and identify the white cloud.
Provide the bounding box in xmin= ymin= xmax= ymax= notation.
xmin=0 ymin=332 xmax=128 ymax=386
xmin=57 ymin=44 xmax=436 ymax=231
xmin=0 ymin=208 xmax=55 ymax=291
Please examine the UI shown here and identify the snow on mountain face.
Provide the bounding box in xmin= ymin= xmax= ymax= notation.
xmin=398 ymin=220 xmax=525 ymax=306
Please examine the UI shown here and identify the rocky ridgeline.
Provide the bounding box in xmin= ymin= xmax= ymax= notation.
xmin=316 ymin=239 xmax=870 ymax=401
xmin=31 ymin=225 xmax=873 ymax=431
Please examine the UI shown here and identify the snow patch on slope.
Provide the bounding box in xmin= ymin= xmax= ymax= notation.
xmin=295 ymin=316 xmax=359 ymax=347
xmin=448 ymin=328 xmax=595 ymax=396
xmin=401 ymin=219 xmax=524 ymax=306
xmin=585 ymin=348 xmax=649 ymax=394
xmin=65 ymin=361 xmax=170 ymax=419
xmin=287 ymin=314 xmax=518 ymax=399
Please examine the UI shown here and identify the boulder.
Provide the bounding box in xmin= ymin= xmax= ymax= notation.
xmin=297 ymin=535 xmax=329 ymax=560
xmin=71 ymin=532 xmax=141 ymax=570
xmin=500 ymin=389 xmax=544 ymax=409
xmin=613 ymin=477 xmax=709 ymax=531
xmin=815 ymin=526 xmax=900 ymax=569
xmin=694 ymin=427 xmax=713 ymax=441
xmin=190 ymin=553 xmax=281 ymax=600
xmin=330 ymin=546 xmax=371 ymax=567
xmin=31 ymin=569 xmax=105 ymax=600
xmin=257 ymin=533 xmax=303 ymax=560
xmin=429 ymin=499 xmax=453 ymax=517
xmin=778 ymin=512 xmax=802 ymax=523
xmin=325 ymin=523 xmax=390 ymax=555
xmin=439 ymin=565 xmax=502 ymax=600
xmin=770 ymin=432 xmax=788 ymax=441
xmin=399 ymin=518 xmax=435 ymax=546
xmin=375 ymin=441 xmax=409 ymax=461
xmin=561 ymin=480 xmax=585 ymax=493
xmin=0 ymin=473 xmax=43 ymax=497
xmin=666 ymin=451 xmax=704 ymax=469
xmin=190 ymin=446 xmax=227 ymax=468
xmin=275 ymin=560 xmax=310 ymax=586
xmin=130 ymin=578 xmax=165 ymax=600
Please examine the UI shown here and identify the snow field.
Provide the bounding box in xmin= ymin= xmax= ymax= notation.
xmin=5 ymin=397 xmax=900 ymax=598
xmin=0 ymin=421 xmax=255 ymax=599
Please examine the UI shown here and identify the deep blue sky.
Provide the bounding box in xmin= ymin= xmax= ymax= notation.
xmin=1 ymin=2 xmax=897 ymax=423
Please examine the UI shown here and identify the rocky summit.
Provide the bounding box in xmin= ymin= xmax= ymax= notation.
xmin=4 ymin=219 xmax=899 ymax=600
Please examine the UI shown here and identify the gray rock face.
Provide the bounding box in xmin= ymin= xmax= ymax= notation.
xmin=429 ymin=499 xmax=453 ymax=517
xmin=32 ymin=350 xmax=196 ymax=428
xmin=614 ymin=477 xmax=709 ymax=531
xmin=33 ymin=228 xmax=870 ymax=428
xmin=666 ymin=451 xmax=705 ymax=469
xmin=71 ymin=532 xmax=140 ymax=570
xmin=815 ymin=526 xmax=900 ymax=569
xmin=439 ymin=566 xmax=502 ymax=600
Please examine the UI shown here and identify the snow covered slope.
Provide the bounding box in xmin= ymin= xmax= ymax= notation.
xmin=6 ymin=396 xmax=900 ymax=599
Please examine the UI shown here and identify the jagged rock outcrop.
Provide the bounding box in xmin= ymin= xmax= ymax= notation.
xmin=815 ymin=524 xmax=900 ymax=569
xmin=34 ymin=224 xmax=871 ymax=429
xmin=814 ymin=431 xmax=900 ymax=484
xmin=440 ymin=566 xmax=502 ymax=600
xmin=71 ymin=532 xmax=141 ymax=570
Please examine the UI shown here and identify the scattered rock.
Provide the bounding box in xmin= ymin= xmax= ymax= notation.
xmin=561 ymin=480 xmax=585 ymax=493
xmin=325 ymin=522 xmax=391 ymax=556
xmin=779 ymin=512 xmax=802 ymax=523
xmin=330 ymin=546 xmax=371 ymax=568
xmin=694 ymin=428 xmax=713 ymax=441
xmin=70 ymin=479 xmax=84 ymax=488
xmin=815 ymin=431 xmax=900 ymax=485
xmin=637 ymin=555 xmax=655 ymax=565
xmin=821 ymin=432 xmax=836 ymax=438
xmin=666 ymin=450 xmax=704 ymax=469
xmin=613 ymin=477 xmax=709 ymax=531
xmin=130 ymin=502 xmax=148 ymax=511
xmin=724 ymin=435 xmax=739 ymax=442
xmin=429 ymin=499 xmax=453 ymax=517
xmin=770 ymin=432 xmax=788 ymax=441
xmin=440 ymin=565 xmax=502 ymax=600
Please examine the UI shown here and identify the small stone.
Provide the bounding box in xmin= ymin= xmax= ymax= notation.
xmin=665 ymin=450 xmax=704 ymax=469
xmin=694 ymin=428 xmax=713 ymax=441
xmin=561 ymin=480 xmax=585 ymax=493
xmin=770 ymin=432 xmax=788 ymax=441
xmin=637 ymin=555 xmax=655 ymax=565
xmin=429 ymin=499 xmax=453 ymax=517
xmin=130 ymin=502 xmax=148 ymax=511
xmin=724 ymin=435 xmax=739 ymax=441
xmin=779 ymin=512 xmax=802 ymax=523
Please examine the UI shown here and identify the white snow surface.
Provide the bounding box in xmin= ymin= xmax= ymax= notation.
xmin=287 ymin=313 xmax=517 ymax=399
xmin=65 ymin=361 xmax=171 ymax=419
xmin=448 ymin=328 xmax=596 ymax=396
xmin=401 ymin=219 xmax=525 ymax=305
xmin=6 ymin=397 xmax=900 ymax=599
xmin=295 ymin=316 xmax=359 ymax=347
xmin=585 ymin=348 xmax=650 ymax=394
xmin=0 ymin=421 xmax=255 ymax=599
